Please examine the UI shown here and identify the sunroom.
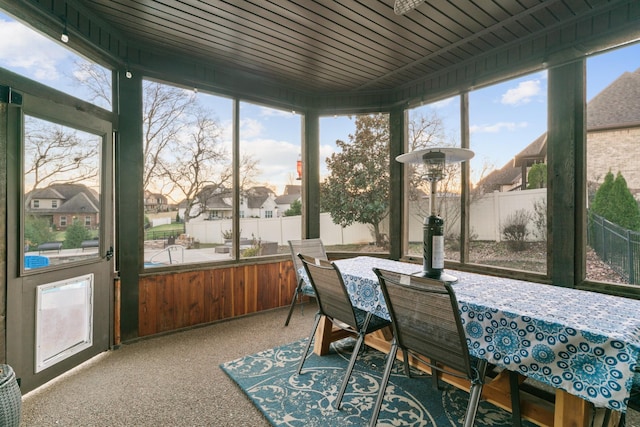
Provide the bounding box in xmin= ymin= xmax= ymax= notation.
xmin=1 ymin=0 xmax=640 ymax=426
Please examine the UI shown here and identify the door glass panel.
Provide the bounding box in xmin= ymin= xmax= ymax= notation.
xmin=23 ymin=115 xmax=102 ymax=270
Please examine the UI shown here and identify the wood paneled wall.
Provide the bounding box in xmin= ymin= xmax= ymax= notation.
xmin=138 ymin=259 xmax=298 ymax=337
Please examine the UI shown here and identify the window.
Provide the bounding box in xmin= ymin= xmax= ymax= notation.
xmin=405 ymin=97 xmax=462 ymax=263
xmin=468 ymin=72 xmax=548 ymax=274
xmin=238 ymin=101 xmax=302 ymax=259
xmin=51 ymin=200 xmax=57 ymax=208
xmin=319 ymin=114 xmax=390 ymax=253
xmin=142 ymin=80 xmax=233 ymax=268
xmin=85 ymin=216 xmax=91 ymax=226
xmin=23 ymin=116 xmax=101 ymax=268
xmin=585 ymin=42 xmax=640 ymax=286
xmin=0 ymin=12 xmax=112 ymax=110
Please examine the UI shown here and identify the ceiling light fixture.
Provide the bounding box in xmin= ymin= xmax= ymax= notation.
xmin=60 ymin=2 xmax=69 ymax=43
xmin=393 ymin=0 xmax=425 ymax=15
xmin=60 ymin=23 xmax=69 ymax=43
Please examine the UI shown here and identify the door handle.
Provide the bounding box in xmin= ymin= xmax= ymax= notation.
xmin=105 ymin=246 xmax=114 ymax=261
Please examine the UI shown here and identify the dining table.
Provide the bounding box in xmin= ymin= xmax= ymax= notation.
xmin=305 ymin=256 xmax=640 ymax=427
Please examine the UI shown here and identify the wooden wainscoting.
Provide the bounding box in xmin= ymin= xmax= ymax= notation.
xmin=138 ymin=259 xmax=298 ymax=337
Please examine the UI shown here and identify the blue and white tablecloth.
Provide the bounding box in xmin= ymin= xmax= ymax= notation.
xmin=321 ymin=256 xmax=640 ymax=411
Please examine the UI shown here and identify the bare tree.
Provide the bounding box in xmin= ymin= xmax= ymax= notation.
xmin=71 ymin=60 xmax=112 ymax=109
xmin=71 ymin=61 xmax=197 ymax=192
xmin=24 ymin=118 xmax=99 ymax=193
xmin=142 ymin=81 xmax=197 ymax=192
xmin=71 ymin=62 xmax=263 ymax=222
xmin=159 ymin=109 xmax=227 ymax=222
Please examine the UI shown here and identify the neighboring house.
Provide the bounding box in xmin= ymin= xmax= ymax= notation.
xmin=26 ymin=183 xmax=100 ymax=230
xmin=143 ymin=191 xmax=169 ymax=212
xmin=274 ymin=185 xmax=301 ymax=216
xmin=478 ymin=133 xmax=547 ymax=193
xmin=179 ymin=185 xmax=282 ymax=220
xmin=241 ymin=186 xmax=278 ymax=218
xmin=198 ymin=185 xmax=232 ymax=220
xmin=477 ymin=67 xmax=640 ymax=198
xmin=587 ymin=67 xmax=640 ymax=198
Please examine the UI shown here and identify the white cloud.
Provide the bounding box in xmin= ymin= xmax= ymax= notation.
xmin=430 ymin=97 xmax=455 ymax=109
xmin=501 ymin=80 xmax=542 ymax=105
xmin=259 ymin=107 xmax=298 ymax=118
xmin=470 ymin=122 xmax=528 ymax=133
xmin=241 ymin=138 xmax=301 ymax=191
xmin=0 ymin=18 xmax=69 ymax=81
xmin=239 ymin=118 xmax=264 ymax=139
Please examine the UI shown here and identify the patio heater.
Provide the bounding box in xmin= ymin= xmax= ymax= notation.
xmin=396 ymin=147 xmax=474 ymax=283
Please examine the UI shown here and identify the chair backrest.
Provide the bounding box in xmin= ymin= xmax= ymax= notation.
xmin=298 ymin=254 xmax=358 ymax=329
xmin=373 ymin=268 xmax=474 ymax=379
xmin=288 ymin=239 xmax=327 ymax=280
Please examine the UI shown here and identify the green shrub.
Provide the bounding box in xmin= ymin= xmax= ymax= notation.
xmin=64 ymin=220 xmax=91 ymax=249
xmin=24 ymin=215 xmax=54 ymax=247
xmin=592 ymin=171 xmax=640 ymax=231
xmin=527 ymin=163 xmax=547 ymax=189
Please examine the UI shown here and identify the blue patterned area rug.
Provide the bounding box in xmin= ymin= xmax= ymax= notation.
xmin=220 ymin=338 xmax=535 ymax=427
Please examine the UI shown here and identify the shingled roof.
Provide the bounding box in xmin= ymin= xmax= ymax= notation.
xmin=55 ymin=192 xmax=99 ymax=214
xmin=478 ymin=68 xmax=640 ymax=191
xmin=587 ymin=68 xmax=640 ymax=130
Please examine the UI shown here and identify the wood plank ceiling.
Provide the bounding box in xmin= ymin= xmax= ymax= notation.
xmin=3 ymin=0 xmax=639 ymax=108
xmin=71 ymin=0 xmax=632 ymax=95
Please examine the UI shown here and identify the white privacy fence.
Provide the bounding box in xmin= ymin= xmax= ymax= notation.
xmin=186 ymin=213 xmax=375 ymax=246
xmin=186 ymin=188 xmax=548 ymax=245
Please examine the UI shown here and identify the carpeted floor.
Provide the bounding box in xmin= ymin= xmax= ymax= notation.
xmin=18 ymin=305 xmax=639 ymax=426
xmin=221 ymin=337 xmax=536 ymax=427
xmin=19 ymin=306 xmax=316 ymax=426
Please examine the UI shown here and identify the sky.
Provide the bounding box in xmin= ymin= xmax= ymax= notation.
xmin=1 ymin=10 xmax=639 ymax=194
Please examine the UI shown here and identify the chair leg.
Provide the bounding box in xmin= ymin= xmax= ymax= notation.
xmin=463 ymin=359 xmax=488 ymax=427
xmin=431 ymin=360 xmax=440 ymax=390
xmin=402 ymin=349 xmax=411 ymax=378
xmin=509 ymin=370 xmax=522 ymax=427
xmin=284 ymin=281 xmax=303 ymax=326
xmin=336 ymin=332 xmax=366 ymax=409
xmin=297 ymin=313 xmax=321 ymax=374
xmin=369 ymin=343 xmax=399 ymax=427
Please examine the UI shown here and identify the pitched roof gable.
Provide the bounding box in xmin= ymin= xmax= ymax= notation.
xmin=56 ymin=192 xmax=99 ymax=213
xmin=587 ymin=67 xmax=640 ymax=130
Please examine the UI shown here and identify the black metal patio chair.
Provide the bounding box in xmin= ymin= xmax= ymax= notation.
xmin=296 ymin=254 xmax=392 ymax=409
xmin=284 ymin=239 xmax=327 ymax=326
xmin=370 ymin=268 xmax=489 ymax=427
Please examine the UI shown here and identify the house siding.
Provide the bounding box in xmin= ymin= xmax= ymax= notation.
xmin=587 ymin=126 xmax=640 ymax=197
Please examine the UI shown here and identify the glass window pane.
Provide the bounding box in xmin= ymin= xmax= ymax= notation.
xmin=238 ymin=102 xmax=302 ymax=259
xmin=319 ymin=114 xmax=390 ymax=253
xmin=586 ymin=42 xmax=640 ymax=285
xmin=405 ymin=97 xmax=462 ymax=261
xmin=469 ymin=72 xmax=548 ymax=273
xmin=0 ymin=12 xmax=112 ymax=110
xmin=143 ymin=80 xmax=233 ymax=268
xmin=24 ymin=116 xmax=102 ymax=269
